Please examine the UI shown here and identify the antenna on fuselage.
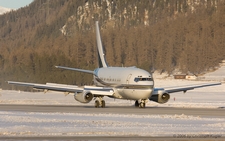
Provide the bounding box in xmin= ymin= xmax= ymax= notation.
xmin=95 ymin=21 xmax=108 ymax=68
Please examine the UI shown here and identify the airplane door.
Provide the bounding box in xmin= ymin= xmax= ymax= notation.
xmin=126 ymin=74 xmax=132 ymax=84
xmin=121 ymin=74 xmax=133 ymax=98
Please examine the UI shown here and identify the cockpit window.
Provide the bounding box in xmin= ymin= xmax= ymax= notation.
xmin=134 ymin=77 xmax=153 ymax=82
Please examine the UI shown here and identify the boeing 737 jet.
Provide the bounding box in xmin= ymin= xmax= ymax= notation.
xmin=8 ymin=21 xmax=221 ymax=108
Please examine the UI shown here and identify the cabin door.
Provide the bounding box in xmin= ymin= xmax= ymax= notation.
xmin=126 ymin=74 xmax=132 ymax=84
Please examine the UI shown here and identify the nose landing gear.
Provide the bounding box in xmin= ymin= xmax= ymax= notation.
xmin=135 ymin=100 xmax=147 ymax=108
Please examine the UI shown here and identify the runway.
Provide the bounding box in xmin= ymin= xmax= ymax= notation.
xmin=0 ymin=104 xmax=224 ymax=118
xmin=1 ymin=136 xmax=224 ymax=141
xmin=1 ymin=104 xmax=224 ymax=140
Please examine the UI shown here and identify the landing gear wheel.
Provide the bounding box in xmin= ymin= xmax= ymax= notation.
xmin=101 ymin=100 xmax=105 ymax=108
xmin=139 ymin=102 xmax=145 ymax=108
xmin=95 ymin=100 xmax=100 ymax=108
xmin=143 ymin=103 xmax=146 ymax=108
xmin=94 ymin=97 xmax=106 ymax=108
xmin=135 ymin=100 xmax=139 ymax=107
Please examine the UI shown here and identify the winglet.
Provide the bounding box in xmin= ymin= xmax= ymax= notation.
xmin=95 ymin=21 xmax=108 ymax=68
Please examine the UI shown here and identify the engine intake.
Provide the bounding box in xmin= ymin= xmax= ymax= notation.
xmin=74 ymin=91 xmax=93 ymax=103
xmin=149 ymin=90 xmax=170 ymax=104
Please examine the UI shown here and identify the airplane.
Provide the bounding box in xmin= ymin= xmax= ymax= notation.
xmin=8 ymin=21 xmax=221 ymax=108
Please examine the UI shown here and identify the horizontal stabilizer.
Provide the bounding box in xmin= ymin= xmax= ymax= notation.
xmin=55 ymin=66 xmax=94 ymax=74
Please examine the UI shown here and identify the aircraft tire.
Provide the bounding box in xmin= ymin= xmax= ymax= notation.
xmin=101 ymin=100 xmax=106 ymax=108
xmin=139 ymin=102 xmax=145 ymax=108
xmin=95 ymin=100 xmax=100 ymax=108
xmin=135 ymin=100 xmax=139 ymax=107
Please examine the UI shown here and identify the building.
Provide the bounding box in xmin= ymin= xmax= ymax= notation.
xmin=174 ymin=74 xmax=186 ymax=79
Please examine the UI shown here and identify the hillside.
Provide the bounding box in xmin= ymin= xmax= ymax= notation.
xmin=0 ymin=0 xmax=225 ymax=89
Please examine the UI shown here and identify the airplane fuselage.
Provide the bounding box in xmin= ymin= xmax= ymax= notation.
xmin=94 ymin=67 xmax=154 ymax=100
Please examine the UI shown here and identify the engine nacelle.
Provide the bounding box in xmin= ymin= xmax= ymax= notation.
xmin=149 ymin=90 xmax=170 ymax=104
xmin=74 ymin=91 xmax=93 ymax=103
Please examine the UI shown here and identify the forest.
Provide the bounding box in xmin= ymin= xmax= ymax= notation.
xmin=0 ymin=0 xmax=225 ymax=89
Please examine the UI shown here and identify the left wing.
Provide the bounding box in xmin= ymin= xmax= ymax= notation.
xmin=7 ymin=81 xmax=113 ymax=96
xmin=150 ymin=82 xmax=221 ymax=104
xmin=162 ymin=82 xmax=221 ymax=93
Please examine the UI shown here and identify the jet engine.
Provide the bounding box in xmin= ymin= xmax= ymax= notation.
xmin=149 ymin=90 xmax=170 ymax=104
xmin=74 ymin=91 xmax=93 ymax=103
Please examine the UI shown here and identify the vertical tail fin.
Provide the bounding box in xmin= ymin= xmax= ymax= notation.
xmin=96 ymin=21 xmax=108 ymax=68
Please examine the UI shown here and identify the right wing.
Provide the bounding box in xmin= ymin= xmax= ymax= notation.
xmin=7 ymin=81 xmax=113 ymax=96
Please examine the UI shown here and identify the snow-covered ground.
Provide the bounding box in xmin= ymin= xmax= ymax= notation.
xmin=0 ymin=66 xmax=224 ymax=137
xmin=0 ymin=6 xmax=12 ymax=15
xmin=198 ymin=65 xmax=225 ymax=81
xmin=0 ymin=111 xmax=224 ymax=137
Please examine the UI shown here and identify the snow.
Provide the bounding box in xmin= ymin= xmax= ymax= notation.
xmin=0 ymin=6 xmax=12 ymax=15
xmin=0 ymin=111 xmax=224 ymax=136
xmin=199 ymin=65 xmax=225 ymax=81
xmin=0 ymin=66 xmax=224 ymax=137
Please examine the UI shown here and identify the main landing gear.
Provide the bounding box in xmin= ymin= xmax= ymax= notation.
xmin=135 ymin=100 xmax=146 ymax=108
xmin=95 ymin=97 xmax=105 ymax=108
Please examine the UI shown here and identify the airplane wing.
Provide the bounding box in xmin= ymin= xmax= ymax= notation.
xmin=155 ymin=82 xmax=221 ymax=93
xmin=150 ymin=82 xmax=221 ymax=104
xmin=7 ymin=81 xmax=113 ymax=96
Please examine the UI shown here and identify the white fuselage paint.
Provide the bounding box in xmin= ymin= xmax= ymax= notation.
xmin=93 ymin=67 xmax=154 ymax=100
